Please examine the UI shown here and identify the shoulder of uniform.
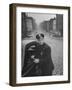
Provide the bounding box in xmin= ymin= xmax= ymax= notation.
xmin=25 ymin=41 xmax=37 ymax=48
xmin=44 ymin=43 xmax=51 ymax=50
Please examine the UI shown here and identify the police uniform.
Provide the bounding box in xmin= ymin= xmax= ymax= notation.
xmin=22 ymin=41 xmax=54 ymax=77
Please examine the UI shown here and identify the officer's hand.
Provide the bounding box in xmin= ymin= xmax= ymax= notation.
xmin=31 ymin=55 xmax=35 ymax=59
xmin=34 ymin=59 xmax=39 ymax=63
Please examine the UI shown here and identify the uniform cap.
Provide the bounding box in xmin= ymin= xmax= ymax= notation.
xmin=36 ymin=33 xmax=44 ymax=40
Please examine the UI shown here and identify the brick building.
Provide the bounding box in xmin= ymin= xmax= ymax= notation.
xmin=56 ymin=14 xmax=63 ymax=36
xmin=22 ymin=13 xmax=36 ymax=39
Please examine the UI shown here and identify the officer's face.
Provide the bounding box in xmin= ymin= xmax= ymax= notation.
xmin=37 ymin=37 xmax=44 ymax=45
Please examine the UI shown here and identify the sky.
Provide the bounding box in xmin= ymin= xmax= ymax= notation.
xmin=27 ymin=13 xmax=56 ymax=25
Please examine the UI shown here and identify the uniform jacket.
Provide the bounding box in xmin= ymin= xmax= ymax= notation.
xmin=22 ymin=41 xmax=54 ymax=77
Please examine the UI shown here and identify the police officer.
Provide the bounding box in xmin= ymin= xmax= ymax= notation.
xmin=22 ymin=33 xmax=54 ymax=77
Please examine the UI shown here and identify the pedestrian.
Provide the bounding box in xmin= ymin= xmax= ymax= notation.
xmin=22 ymin=33 xmax=54 ymax=77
